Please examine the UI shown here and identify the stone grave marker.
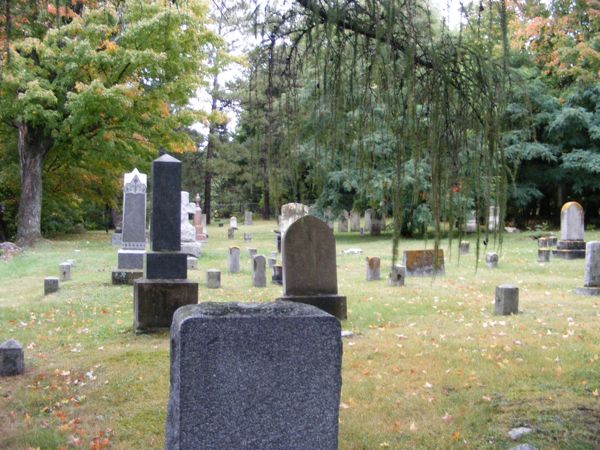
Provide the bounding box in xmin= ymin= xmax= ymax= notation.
xmin=364 ymin=209 xmax=372 ymax=233
xmin=59 ymin=263 xmax=71 ymax=281
xmin=459 ymin=241 xmax=470 ymax=255
xmin=488 ymin=205 xmax=500 ymax=231
xmin=252 ymin=255 xmax=267 ymax=287
xmin=0 ymin=339 xmax=24 ymax=377
xmin=465 ymin=210 xmax=477 ymax=233
xmin=337 ymin=210 xmax=349 ymax=232
xmin=243 ymin=233 xmax=252 ymax=242
xmin=133 ymin=154 xmax=198 ymax=333
xmin=112 ymin=169 xmax=146 ymax=284
xmin=228 ymin=247 xmax=240 ymax=273
xmin=350 ymin=211 xmax=360 ymax=232
xmin=244 ymin=210 xmax=253 ymax=226
xmin=495 ymin=285 xmax=519 ymax=315
xmin=388 ymin=265 xmax=406 ymax=286
xmin=44 ymin=277 xmax=59 ymax=295
xmin=280 ymin=203 xmax=310 ymax=236
xmin=230 ymin=216 xmax=238 ymax=229
xmin=538 ymin=249 xmax=550 ymax=262
xmin=180 ymin=191 xmax=201 ymax=257
xmin=164 ymin=302 xmax=342 ymax=450
xmin=553 ymin=201 xmax=586 ymax=259
xmin=403 ymin=249 xmax=445 ymax=276
xmin=193 ymin=194 xmax=207 ymax=243
xmin=187 ymin=256 xmax=198 ymax=270
xmin=366 ymin=257 xmax=381 ymax=281
xmin=277 ymin=216 xmax=347 ymax=319
xmin=267 ymin=256 xmax=276 ymax=268
xmin=272 ymin=265 xmax=283 ymax=285
xmin=206 ymin=270 xmax=221 ymax=289
xmin=227 ymin=228 xmax=235 ymax=240
xmin=370 ymin=216 xmax=383 ymax=236
xmin=248 ymin=248 xmax=258 ymax=259
xmin=575 ymin=241 xmax=600 ymax=295
xmin=486 ymin=252 xmax=499 ymax=268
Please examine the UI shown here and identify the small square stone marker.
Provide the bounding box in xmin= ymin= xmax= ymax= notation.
xmin=538 ymin=249 xmax=550 ymax=262
xmin=486 ymin=252 xmax=498 ymax=268
xmin=366 ymin=257 xmax=381 ymax=281
xmin=206 ymin=269 xmax=221 ymax=289
xmin=0 ymin=339 xmax=24 ymax=377
xmin=59 ymin=263 xmax=71 ymax=281
xmin=388 ymin=265 xmax=406 ymax=286
xmin=44 ymin=277 xmax=59 ymax=295
xmin=164 ymin=301 xmax=342 ymax=450
xmin=494 ymin=284 xmax=519 ymax=315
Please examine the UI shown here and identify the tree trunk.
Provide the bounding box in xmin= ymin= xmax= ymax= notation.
xmin=15 ymin=124 xmax=51 ymax=247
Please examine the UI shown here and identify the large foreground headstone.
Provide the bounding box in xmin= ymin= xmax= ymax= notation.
xmin=133 ymin=154 xmax=197 ymax=333
xmin=575 ymin=241 xmax=600 ymax=295
xmin=403 ymin=249 xmax=445 ymax=276
xmin=277 ymin=216 xmax=347 ymax=319
xmin=0 ymin=339 xmax=24 ymax=377
xmin=553 ymin=201 xmax=586 ymax=259
xmin=164 ymin=302 xmax=342 ymax=450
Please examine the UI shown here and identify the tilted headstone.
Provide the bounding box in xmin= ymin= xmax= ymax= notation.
xmin=280 ymin=203 xmax=310 ymax=236
xmin=164 ymin=302 xmax=342 ymax=450
xmin=228 ymin=247 xmax=240 ymax=273
xmin=388 ymin=265 xmax=406 ymax=286
xmin=206 ymin=269 xmax=221 ymax=289
xmin=364 ymin=209 xmax=372 ymax=233
xmin=403 ymin=249 xmax=445 ymax=276
xmin=0 ymin=339 xmax=24 ymax=377
xmin=575 ymin=241 xmax=600 ymax=295
xmin=366 ymin=257 xmax=381 ymax=281
xmin=337 ymin=210 xmax=349 ymax=232
xmin=277 ymin=216 xmax=347 ymax=319
xmin=112 ymin=169 xmax=146 ymax=284
xmin=59 ymin=263 xmax=71 ymax=281
xmin=553 ymin=202 xmax=586 ymax=259
xmin=252 ymin=255 xmax=267 ymax=287
xmin=494 ymin=285 xmax=519 ymax=315
xmin=486 ymin=252 xmax=499 ymax=268
xmin=459 ymin=241 xmax=470 ymax=255
xmin=350 ymin=211 xmax=360 ymax=232
xmin=244 ymin=210 xmax=253 ymax=226
xmin=230 ymin=216 xmax=238 ymax=229
xmin=44 ymin=277 xmax=59 ymax=295
xmin=134 ymin=154 xmax=198 ymax=333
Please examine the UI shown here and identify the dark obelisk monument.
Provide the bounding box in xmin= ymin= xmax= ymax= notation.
xmin=133 ymin=154 xmax=198 ymax=333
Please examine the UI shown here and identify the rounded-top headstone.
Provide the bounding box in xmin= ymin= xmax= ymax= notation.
xmin=560 ymin=201 xmax=584 ymax=241
xmin=283 ymin=215 xmax=337 ymax=296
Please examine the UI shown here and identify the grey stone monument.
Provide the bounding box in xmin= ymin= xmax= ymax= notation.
xmin=252 ymin=255 xmax=266 ymax=287
xmin=133 ymin=154 xmax=198 ymax=333
xmin=486 ymin=252 xmax=499 ymax=268
xmin=277 ymin=216 xmax=347 ymax=319
xmin=364 ymin=209 xmax=372 ymax=233
xmin=244 ymin=210 xmax=253 ymax=226
xmin=350 ymin=211 xmax=360 ymax=232
xmin=206 ymin=269 xmax=221 ymax=289
xmin=228 ymin=247 xmax=240 ymax=273
xmin=459 ymin=241 xmax=470 ymax=255
xmin=488 ymin=205 xmax=500 ymax=231
xmin=388 ymin=265 xmax=406 ymax=286
xmin=465 ymin=210 xmax=477 ymax=233
xmin=230 ymin=216 xmax=238 ymax=229
xmin=538 ymin=249 xmax=550 ymax=262
xmin=553 ymin=201 xmax=585 ymax=259
xmin=494 ymin=285 xmax=519 ymax=315
xmin=0 ymin=339 xmax=24 ymax=377
xmin=59 ymin=263 xmax=71 ymax=281
xmin=164 ymin=302 xmax=342 ymax=450
xmin=227 ymin=227 xmax=235 ymax=240
xmin=272 ymin=265 xmax=283 ymax=285
xmin=112 ymin=168 xmax=147 ymax=285
xmin=180 ymin=191 xmax=202 ymax=258
xmin=575 ymin=241 xmax=600 ymax=295
xmin=366 ymin=257 xmax=381 ymax=281
xmin=337 ymin=210 xmax=349 ymax=232
xmin=44 ymin=277 xmax=59 ymax=295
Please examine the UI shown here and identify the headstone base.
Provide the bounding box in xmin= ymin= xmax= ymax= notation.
xmin=276 ymin=294 xmax=347 ymax=320
xmin=112 ymin=269 xmax=143 ymax=285
xmin=133 ymin=279 xmax=198 ymax=333
xmin=574 ymin=286 xmax=600 ymax=296
xmin=117 ymin=249 xmax=145 ymax=270
xmin=552 ymin=245 xmax=586 ymax=259
xmin=181 ymin=242 xmax=202 ymax=258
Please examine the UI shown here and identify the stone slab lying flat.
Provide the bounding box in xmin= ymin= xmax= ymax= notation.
xmin=403 ymin=249 xmax=445 ymax=276
xmin=165 ymin=301 xmax=342 ymax=450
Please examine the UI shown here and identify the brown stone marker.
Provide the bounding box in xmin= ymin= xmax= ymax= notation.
xmin=277 ymin=215 xmax=347 ymax=319
xmin=403 ymin=249 xmax=445 ymax=276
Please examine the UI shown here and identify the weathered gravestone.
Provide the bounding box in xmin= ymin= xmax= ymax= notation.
xmin=495 ymin=285 xmax=519 ymax=315
xmin=337 ymin=210 xmax=349 ymax=232
xmin=133 ymin=154 xmax=198 ymax=333
xmin=388 ymin=265 xmax=406 ymax=286
xmin=193 ymin=194 xmax=207 ymax=243
xmin=187 ymin=256 xmax=198 ymax=270
xmin=350 ymin=211 xmax=361 ymax=232
xmin=370 ymin=216 xmax=383 ymax=236
xmin=206 ymin=269 xmax=221 ymax=289
xmin=465 ymin=210 xmax=477 ymax=233
xmin=248 ymin=248 xmax=258 ymax=259
xmin=227 ymin=227 xmax=235 ymax=240
xmin=164 ymin=302 xmax=342 ymax=450
xmin=267 ymin=256 xmax=277 ymax=268
xmin=243 ymin=233 xmax=252 ymax=242
xmin=59 ymin=263 xmax=71 ymax=281
xmin=180 ymin=191 xmax=201 ymax=257
xmin=277 ymin=216 xmax=347 ymax=319
xmin=44 ymin=277 xmax=59 ymax=295
xmin=575 ymin=241 xmax=600 ymax=295
xmin=553 ymin=201 xmax=586 ymax=259
xmin=364 ymin=209 xmax=372 ymax=233
xmin=538 ymin=249 xmax=551 ymax=262
xmin=272 ymin=265 xmax=283 ymax=285
xmin=252 ymin=255 xmax=267 ymax=287
xmin=488 ymin=205 xmax=500 ymax=231
xmin=112 ymin=169 xmax=147 ymax=285
xmin=403 ymin=249 xmax=445 ymax=276
xmin=280 ymin=203 xmax=310 ymax=236
xmin=228 ymin=247 xmax=240 ymax=273
xmin=244 ymin=210 xmax=253 ymax=226
xmin=230 ymin=216 xmax=238 ymax=229
xmin=486 ymin=252 xmax=499 ymax=268
xmin=366 ymin=257 xmax=381 ymax=281
xmin=0 ymin=339 xmax=24 ymax=377
xmin=459 ymin=241 xmax=470 ymax=255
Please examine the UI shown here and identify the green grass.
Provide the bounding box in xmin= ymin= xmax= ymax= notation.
xmin=1 ymin=222 xmax=599 ymax=449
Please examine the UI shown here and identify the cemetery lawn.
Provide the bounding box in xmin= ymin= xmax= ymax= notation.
xmin=1 ymin=223 xmax=599 ymax=450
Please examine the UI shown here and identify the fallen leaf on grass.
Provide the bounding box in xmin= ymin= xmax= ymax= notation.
xmin=451 ymin=431 xmax=461 ymax=441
